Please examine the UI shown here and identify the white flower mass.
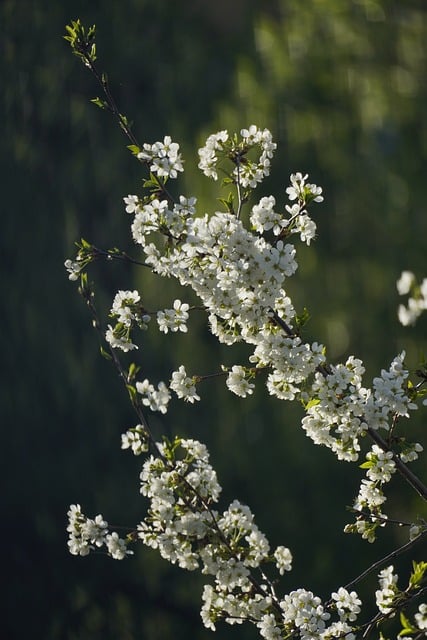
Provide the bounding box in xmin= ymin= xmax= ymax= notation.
xmin=66 ymin=126 xmax=427 ymax=640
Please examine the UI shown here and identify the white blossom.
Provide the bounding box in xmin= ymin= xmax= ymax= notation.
xmin=170 ymin=365 xmax=200 ymax=403
xmin=136 ymin=379 xmax=171 ymax=414
xmin=375 ymin=565 xmax=398 ymax=615
xmin=198 ymin=130 xmax=229 ymax=180
xmin=110 ymin=289 xmax=142 ymax=326
xmin=157 ymin=299 xmax=190 ymax=333
xmin=330 ymin=587 xmax=361 ymax=622
xmin=294 ymin=213 xmax=317 ymax=245
xmin=226 ymin=365 xmax=255 ymax=397
xmin=274 ymin=545 xmax=293 ymax=575
xmin=397 ymin=271 xmax=427 ymax=326
xmin=397 ymin=270 xmax=415 ymax=295
xmin=257 ymin=613 xmax=282 ymax=639
xmin=105 ymin=531 xmax=134 ymax=560
xmin=67 ymin=126 xmax=427 ymax=640
xmin=67 ymin=504 xmax=109 ymax=557
xmin=280 ymin=589 xmax=330 ymax=637
xmin=64 ymin=258 xmax=82 ymax=281
xmin=123 ymin=194 xmax=140 ymax=214
xmin=415 ymin=603 xmax=427 ymax=630
xmin=250 ymin=196 xmax=283 ymax=235
xmin=365 ymin=445 xmax=396 ymax=483
xmin=121 ymin=425 xmax=149 ymax=455
xmin=105 ymin=325 xmax=138 ymax=352
xmin=137 ymin=136 xmax=184 ymax=179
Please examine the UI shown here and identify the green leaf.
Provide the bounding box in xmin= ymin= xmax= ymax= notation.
xmin=79 ymin=271 xmax=88 ymax=289
xmin=295 ymin=307 xmax=310 ymax=328
xmin=100 ymin=346 xmax=112 ymax=361
xmin=126 ymin=384 xmax=137 ymax=401
xmin=399 ymin=611 xmax=417 ymax=635
xmin=127 ymin=144 xmax=141 ymax=156
xmin=90 ymin=97 xmax=108 ymax=110
xmin=218 ymin=193 xmax=235 ymax=213
xmin=305 ymin=398 xmax=320 ymax=410
xmin=143 ymin=173 xmax=161 ymax=190
xmin=409 ymin=560 xmax=427 ymax=588
xmin=64 ymin=19 xmax=97 ymax=63
xmin=78 ymin=271 xmax=91 ymax=300
xmin=127 ymin=363 xmax=140 ymax=382
xmin=79 ymin=237 xmax=92 ymax=249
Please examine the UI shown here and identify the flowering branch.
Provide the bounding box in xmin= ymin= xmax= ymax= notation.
xmin=64 ymin=19 xmax=138 ymax=146
xmin=64 ymin=19 xmax=178 ymax=205
xmin=64 ymin=20 xmax=427 ymax=640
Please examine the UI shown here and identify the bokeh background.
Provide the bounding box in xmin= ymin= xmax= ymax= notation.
xmin=3 ymin=1 xmax=427 ymax=638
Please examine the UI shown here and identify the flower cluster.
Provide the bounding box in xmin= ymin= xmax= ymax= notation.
xmin=66 ymin=123 xmax=427 ymax=639
xmin=169 ymin=365 xmax=200 ymax=403
xmin=249 ymin=183 xmax=319 ymax=246
xmin=301 ymin=357 xmax=368 ymax=462
xmin=64 ymin=257 xmax=83 ymax=281
xmin=137 ymin=135 xmax=184 ymax=179
xmin=136 ymin=378 xmax=171 ymax=414
xmin=250 ymin=195 xmax=283 ymax=236
xmin=121 ymin=424 xmax=149 ymax=455
xmin=225 ymin=365 xmax=255 ymax=398
xmin=134 ymin=437 xmax=366 ymax=639
xmin=280 ymin=589 xmax=331 ymax=638
xmin=286 ymin=172 xmax=324 ymax=205
xmin=261 ymin=585 xmax=361 ymax=640
xmin=67 ymin=504 xmax=133 ymax=560
xmin=64 ymin=238 xmax=99 ymax=280
xmin=197 ymin=130 xmax=229 ymax=180
xmin=198 ymin=125 xmax=276 ymax=188
xmin=372 ymin=351 xmax=417 ymax=419
xmin=137 ymin=438 xmax=219 ymax=568
xmin=331 ymin=587 xmax=361 ymax=623
xmin=364 ymin=445 xmax=396 ymax=483
xmin=105 ymin=289 xmax=150 ymax=352
xmin=397 ymin=270 xmax=427 ymax=326
xmin=302 ymin=353 xmax=419 ymax=470
xmin=157 ymin=299 xmax=190 ymax=334
xmin=135 ymin=206 xmax=299 ymax=335
xmin=131 ymin=196 xmax=196 ymax=249
xmin=375 ymin=565 xmax=398 ymax=615
xmin=415 ymin=603 xmax=427 ymax=631
xmin=372 ymin=563 xmax=427 ymax=638
xmin=274 ymin=545 xmax=293 ymax=575
xmin=105 ymin=325 xmax=138 ymax=352
xmin=92 ymin=131 xmax=424 ymax=549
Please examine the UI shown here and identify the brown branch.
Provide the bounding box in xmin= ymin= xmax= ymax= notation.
xmin=367 ymin=426 xmax=427 ymax=501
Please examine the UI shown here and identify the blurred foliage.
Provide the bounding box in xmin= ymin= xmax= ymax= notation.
xmin=189 ymin=0 xmax=427 ymax=372
xmin=2 ymin=0 xmax=427 ymax=639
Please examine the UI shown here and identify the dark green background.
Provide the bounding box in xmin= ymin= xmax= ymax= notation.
xmin=3 ymin=1 xmax=427 ymax=638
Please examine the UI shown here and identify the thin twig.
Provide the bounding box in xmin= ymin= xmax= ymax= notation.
xmin=93 ymin=246 xmax=149 ymax=268
xmin=343 ymin=531 xmax=427 ymax=592
xmin=72 ymin=29 xmax=175 ymax=204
